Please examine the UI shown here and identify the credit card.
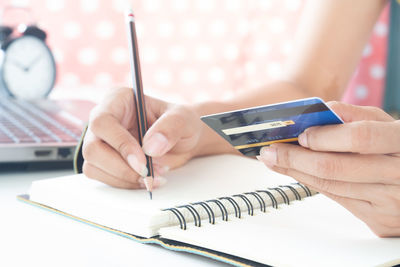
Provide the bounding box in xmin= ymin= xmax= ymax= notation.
xmin=201 ymin=97 xmax=343 ymax=156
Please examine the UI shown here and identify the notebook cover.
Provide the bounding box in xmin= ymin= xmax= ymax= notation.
xmin=17 ymin=194 xmax=268 ymax=267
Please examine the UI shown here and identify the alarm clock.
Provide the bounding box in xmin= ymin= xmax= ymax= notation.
xmin=0 ymin=17 xmax=56 ymax=99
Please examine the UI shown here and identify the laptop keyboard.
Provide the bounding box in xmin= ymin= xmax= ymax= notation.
xmin=0 ymin=99 xmax=82 ymax=144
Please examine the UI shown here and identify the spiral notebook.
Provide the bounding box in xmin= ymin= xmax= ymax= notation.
xmin=19 ymin=155 xmax=400 ymax=267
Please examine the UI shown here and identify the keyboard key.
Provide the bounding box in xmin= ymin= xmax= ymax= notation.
xmin=0 ymin=98 xmax=83 ymax=145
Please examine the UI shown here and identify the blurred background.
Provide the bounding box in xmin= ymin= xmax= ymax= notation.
xmin=0 ymin=0 xmax=389 ymax=106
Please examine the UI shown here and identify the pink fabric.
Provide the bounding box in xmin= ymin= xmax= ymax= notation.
xmin=0 ymin=1 xmax=389 ymax=106
xmin=342 ymin=6 xmax=389 ymax=107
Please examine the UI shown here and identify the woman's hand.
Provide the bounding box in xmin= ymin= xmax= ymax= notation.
xmin=257 ymin=101 xmax=400 ymax=237
xmin=82 ymin=87 xmax=203 ymax=189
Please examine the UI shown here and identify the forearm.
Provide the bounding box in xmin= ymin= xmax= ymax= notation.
xmin=191 ymin=0 xmax=387 ymax=158
xmin=285 ymin=0 xmax=387 ymax=100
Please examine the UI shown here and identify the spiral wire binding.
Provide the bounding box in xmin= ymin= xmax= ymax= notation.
xmin=192 ymin=202 xmax=215 ymax=224
xmin=233 ymin=194 xmax=254 ymax=216
xmin=256 ymin=190 xmax=278 ymax=209
xmin=206 ymin=199 xmax=228 ymax=221
xmin=165 ymin=183 xmax=312 ymax=230
xmin=163 ymin=207 xmax=187 ymax=230
xmin=245 ymin=192 xmax=266 ymax=212
xmin=219 ymin=197 xmax=241 ymax=218
xmin=268 ymin=187 xmax=290 ymax=204
xmin=178 ymin=205 xmax=201 ymax=227
xmin=295 ymin=183 xmax=312 ymax=197
xmin=280 ymin=185 xmax=301 ymax=201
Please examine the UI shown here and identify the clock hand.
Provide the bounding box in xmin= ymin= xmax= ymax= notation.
xmin=24 ymin=54 xmax=43 ymax=71
xmin=9 ymin=59 xmax=28 ymax=71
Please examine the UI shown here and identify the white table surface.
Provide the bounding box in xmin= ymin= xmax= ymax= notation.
xmin=0 ymin=166 xmax=226 ymax=267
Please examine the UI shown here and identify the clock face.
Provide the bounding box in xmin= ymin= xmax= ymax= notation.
xmin=2 ymin=35 xmax=56 ymax=99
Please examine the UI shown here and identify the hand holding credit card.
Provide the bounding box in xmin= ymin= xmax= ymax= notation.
xmin=201 ymin=97 xmax=343 ymax=156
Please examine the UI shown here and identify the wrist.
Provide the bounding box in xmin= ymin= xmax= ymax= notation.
xmin=190 ymin=101 xmax=238 ymax=158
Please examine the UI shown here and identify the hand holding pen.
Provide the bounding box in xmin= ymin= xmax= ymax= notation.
xmin=82 ymin=87 xmax=205 ymax=190
xmin=80 ymin=11 xmax=207 ymax=194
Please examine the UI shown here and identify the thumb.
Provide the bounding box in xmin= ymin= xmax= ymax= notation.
xmin=327 ymin=101 xmax=394 ymax=123
xmin=142 ymin=107 xmax=197 ymax=157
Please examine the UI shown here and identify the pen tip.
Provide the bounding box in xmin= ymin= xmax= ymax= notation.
xmin=143 ymin=176 xmax=153 ymax=192
xmin=143 ymin=177 xmax=153 ymax=200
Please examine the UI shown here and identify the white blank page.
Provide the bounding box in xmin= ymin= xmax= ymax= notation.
xmin=29 ymin=155 xmax=295 ymax=237
xmin=159 ymin=195 xmax=400 ymax=267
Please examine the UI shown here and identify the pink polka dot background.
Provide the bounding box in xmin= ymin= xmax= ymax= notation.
xmin=1 ymin=0 xmax=389 ymax=106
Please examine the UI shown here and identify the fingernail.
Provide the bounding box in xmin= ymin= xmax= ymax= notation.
xmin=154 ymin=164 xmax=170 ymax=175
xmin=162 ymin=165 xmax=170 ymax=173
xmin=153 ymin=176 xmax=167 ymax=188
xmin=298 ymin=132 xmax=308 ymax=147
xmin=138 ymin=178 xmax=147 ymax=189
xmin=127 ymin=154 xmax=148 ymax=177
xmin=143 ymin=133 xmax=168 ymax=157
xmin=259 ymin=146 xmax=277 ymax=166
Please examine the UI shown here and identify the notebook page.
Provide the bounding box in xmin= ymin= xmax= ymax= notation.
xmin=159 ymin=194 xmax=400 ymax=267
xmin=29 ymin=154 xmax=295 ymax=238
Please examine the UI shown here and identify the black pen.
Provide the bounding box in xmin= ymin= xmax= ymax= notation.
xmin=126 ymin=9 xmax=154 ymax=199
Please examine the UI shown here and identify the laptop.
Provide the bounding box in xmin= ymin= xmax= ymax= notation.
xmin=0 ymin=96 xmax=94 ymax=163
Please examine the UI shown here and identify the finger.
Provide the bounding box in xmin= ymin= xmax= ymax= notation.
xmin=269 ymin=165 xmax=384 ymax=203
xmin=96 ymin=87 xmax=137 ymax=127
xmin=88 ymin=113 xmax=148 ymax=177
xmin=259 ymin=143 xmax=400 ymax=184
xmin=83 ymin=162 xmax=143 ymax=189
xmin=327 ymin=101 xmax=395 ymax=122
xmin=152 ymin=152 xmax=193 ymax=171
xmin=298 ymin=120 xmax=400 ymax=154
xmin=142 ymin=106 xmax=200 ymax=157
xmin=152 ymin=163 xmax=170 ymax=175
xmin=83 ymin=132 xmax=143 ymax=184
